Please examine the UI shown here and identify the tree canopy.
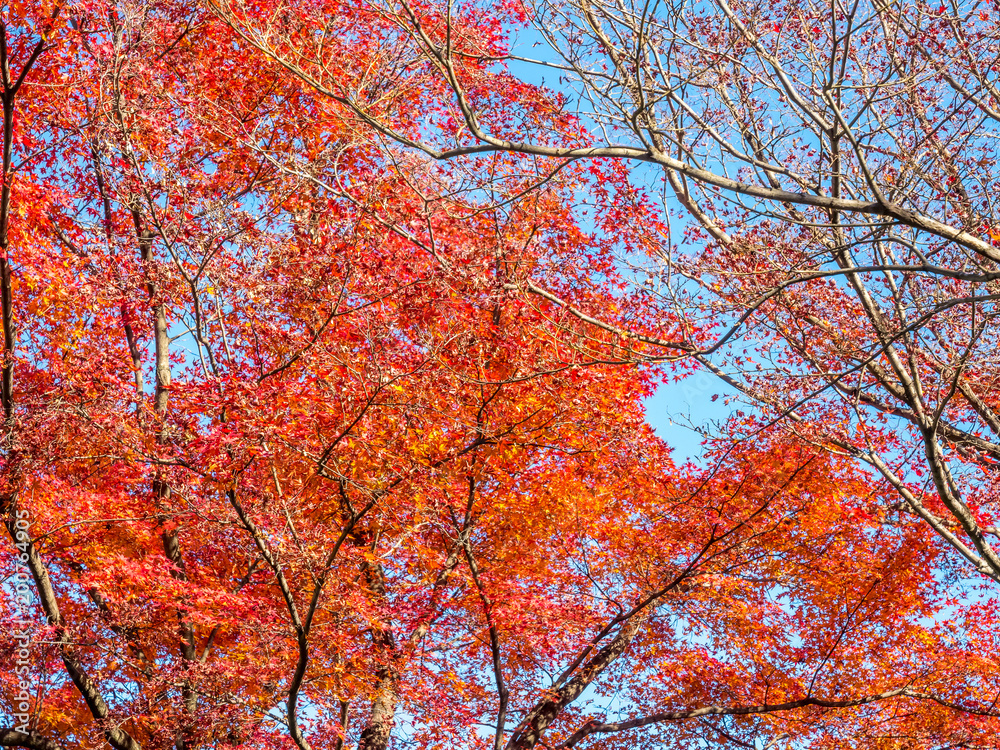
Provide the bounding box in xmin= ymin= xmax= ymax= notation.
xmin=2 ymin=0 xmax=1000 ymax=748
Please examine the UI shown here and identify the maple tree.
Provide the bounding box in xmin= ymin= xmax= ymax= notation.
xmin=2 ymin=0 xmax=1000 ymax=749
xmin=219 ymin=0 xmax=1000 ymax=576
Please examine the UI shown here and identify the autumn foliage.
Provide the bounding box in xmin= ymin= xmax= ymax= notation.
xmin=1 ymin=0 xmax=1000 ymax=749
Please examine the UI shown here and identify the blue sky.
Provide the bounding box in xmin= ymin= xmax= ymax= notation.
xmin=644 ymin=373 xmax=739 ymax=464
